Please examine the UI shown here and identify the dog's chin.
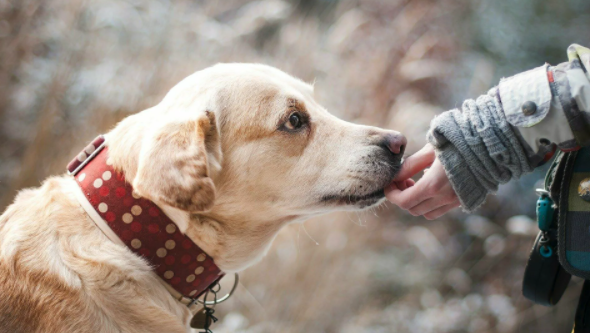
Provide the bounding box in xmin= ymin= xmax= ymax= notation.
xmin=320 ymin=188 xmax=386 ymax=209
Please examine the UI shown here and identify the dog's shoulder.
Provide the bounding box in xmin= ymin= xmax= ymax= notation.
xmin=0 ymin=177 xmax=94 ymax=332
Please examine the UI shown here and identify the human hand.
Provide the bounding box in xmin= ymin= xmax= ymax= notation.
xmin=386 ymin=144 xmax=460 ymax=220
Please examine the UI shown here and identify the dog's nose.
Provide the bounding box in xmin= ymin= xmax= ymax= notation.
xmin=382 ymin=131 xmax=407 ymax=156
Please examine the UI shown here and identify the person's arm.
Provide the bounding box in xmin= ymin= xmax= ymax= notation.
xmin=387 ymin=44 xmax=590 ymax=216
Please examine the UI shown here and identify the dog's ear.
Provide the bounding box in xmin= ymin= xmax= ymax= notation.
xmin=132 ymin=111 xmax=221 ymax=212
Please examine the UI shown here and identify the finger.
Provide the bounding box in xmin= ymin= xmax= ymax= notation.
xmin=394 ymin=144 xmax=436 ymax=181
xmin=386 ymin=178 xmax=415 ymax=193
xmin=423 ymin=202 xmax=461 ymax=220
xmin=385 ymin=181 xmax=431 ymax=210
xmin=407 ymin=197 xmax=448 ymax=216
xmin=395 ymin=179 xmax=416 ymax=191
xmin=387 ymin=182 xmax=400 ymax=191
xmin=396 ymin=181 xmax=408 ymax=191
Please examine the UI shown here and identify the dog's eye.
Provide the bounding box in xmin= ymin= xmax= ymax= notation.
xmin=285 ymin=112 xmax=303 ymax=130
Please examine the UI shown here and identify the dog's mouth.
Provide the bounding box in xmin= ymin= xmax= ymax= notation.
xmin=320 ymin=188 xmax=386 ymax=208
xmin=319 ymin=149 xmax=402 ymax=209
xmin=319 ymin=156 xmax=402 ymax=209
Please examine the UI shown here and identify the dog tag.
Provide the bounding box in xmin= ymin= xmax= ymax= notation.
xmin=522 ymin=230 xmax=571 ymax=306
xmin=190 ymin=308 xmax=211 ymax=329
xmin=536 ymin=192 xmax=555 ymax=231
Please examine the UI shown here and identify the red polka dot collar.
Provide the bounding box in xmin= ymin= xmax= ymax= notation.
xmin=67 ymin=135 xmax=223 ymax=302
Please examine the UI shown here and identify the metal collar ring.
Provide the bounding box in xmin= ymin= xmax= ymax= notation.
xmin=197 ymin=273 xmax=239 ymax=305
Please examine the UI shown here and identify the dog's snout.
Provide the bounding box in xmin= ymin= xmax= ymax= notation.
xmin=381 ymin=132 xmax=407 ymax=156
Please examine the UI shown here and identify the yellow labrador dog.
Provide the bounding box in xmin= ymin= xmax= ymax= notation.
xmin=0 ymin=64 xmax=405 ymax=333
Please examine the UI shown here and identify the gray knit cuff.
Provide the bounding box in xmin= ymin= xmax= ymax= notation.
xmin=433 ymin=143 xmax=489 ymax=212
xmin=425 ymin=87 xmax=533 ymax=213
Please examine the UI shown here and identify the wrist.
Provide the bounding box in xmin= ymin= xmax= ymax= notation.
xmin=431 ymin=141 xmax=489 ymax=213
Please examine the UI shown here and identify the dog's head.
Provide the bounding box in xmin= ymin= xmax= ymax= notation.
xmin=110 ymin=64 xmax=405 ymax=270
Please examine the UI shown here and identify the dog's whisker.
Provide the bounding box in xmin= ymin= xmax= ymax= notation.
xmin=301 ymin=222 xmax=319 ymax=245
xmin=296 ymin=224 xmax=302 ymax=254
xmin=346 ymin=212 xmax=362 ymax=227
xmin=370 ymin=205 xmax=380 ymax=217
xmin=352 ymin=210 xmax=362 ymax=226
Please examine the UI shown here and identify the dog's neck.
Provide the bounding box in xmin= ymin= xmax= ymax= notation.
xmin=186 ymin=214 xmax=289 ymax=272
xmin=105 ymin=112 xmax=294 ymax=273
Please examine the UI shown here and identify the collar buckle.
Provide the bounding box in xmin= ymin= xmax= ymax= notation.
xmin=67 ymin=135 xmax=107 ymax=176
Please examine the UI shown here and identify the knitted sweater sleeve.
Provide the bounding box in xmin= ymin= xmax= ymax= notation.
xmin=426 ymin=87 xmax=534 ymax=212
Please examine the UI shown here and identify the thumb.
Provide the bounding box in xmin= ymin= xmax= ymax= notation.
xmin=394 ymin=144 xmax=436 ymax=181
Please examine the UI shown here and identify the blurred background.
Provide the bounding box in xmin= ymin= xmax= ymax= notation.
xmin=1 ymin=0 xmax=589 ymax=332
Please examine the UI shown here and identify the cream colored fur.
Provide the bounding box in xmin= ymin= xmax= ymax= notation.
xmin=0 ymin=64 xmax=404 ymax=333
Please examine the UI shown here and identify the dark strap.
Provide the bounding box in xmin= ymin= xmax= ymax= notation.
xmin=575 ymin=280 xmax=590 ymax=333
xmin=546 ymin=150 xmax=566 ymax=201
